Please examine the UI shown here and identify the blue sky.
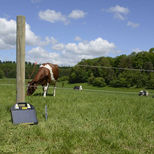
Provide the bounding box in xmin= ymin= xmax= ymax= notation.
xmin=0 ymin=0 xmax=153 ymax=65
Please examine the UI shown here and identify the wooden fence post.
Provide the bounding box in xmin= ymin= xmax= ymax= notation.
xmin=16 ymin=16 xmax=25 ymax=103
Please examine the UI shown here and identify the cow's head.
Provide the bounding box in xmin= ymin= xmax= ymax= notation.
xmin=27 ymin=81 xmax=37 ymax=96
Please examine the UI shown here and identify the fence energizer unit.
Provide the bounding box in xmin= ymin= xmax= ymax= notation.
xmin=11 ymin=103 xmax=38 ymax=125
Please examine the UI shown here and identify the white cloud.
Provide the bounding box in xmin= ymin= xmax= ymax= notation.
xmin=60 ymin=37 xmax=117 ymax=64
xmin=50 ymin=36 xmax=58 ymax=45
xmin=132 ymin=48 xmax=142 ymax=53
xmin=39 ymin=9 xmax=86 ymax=24
xmin=39 ymin=9 xmax=69 ymax=25
xmin=127 ymin=21 xmax=139 ymax=28
xmin=0 ymin=18 xmax=16 ymax=49
xmin=74 ymin=36 xmax=82 ymax=41
xmin=0 ymin=18 xmax=52 ymax=50
xmin=27 ymin=37 xmax=117 ymax=66
xmin=106 ymin=5 xmax=140 ymax=28
xmin=26 ymin=24 xmax=41 ymax=46
xmin=27 ymin=47 xmax=59 ymax=64
xmin=64 ymin=37 xmax=116 ymax=56
xmin=52 ymin=43 xmax=65 ymax=51
xmin=108 ymin=5 xmax=129 ymax=20
xmin=68 ymin=10 xmax=86 ymax=19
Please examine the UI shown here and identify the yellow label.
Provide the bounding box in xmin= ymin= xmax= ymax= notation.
xmin=22 ymin=107 xmax=27 ymax=110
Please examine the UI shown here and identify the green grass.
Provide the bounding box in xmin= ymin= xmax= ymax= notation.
xmin=0 ymin=79 xmax=154 ymax=153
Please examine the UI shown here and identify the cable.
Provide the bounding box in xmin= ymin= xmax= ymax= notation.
xmin=77 ymin=65 xmax=154 ymax=72
xmin=0 ymin=83 xmax=151 ymax=96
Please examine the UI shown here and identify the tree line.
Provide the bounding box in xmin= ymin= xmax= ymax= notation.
xmin=0 ymin=61 xmax=71 ymax=80
xmin=69 ymin=48 xmax=154 ymax=89
xmin=0 ymin=48 xmax=154 ymax=89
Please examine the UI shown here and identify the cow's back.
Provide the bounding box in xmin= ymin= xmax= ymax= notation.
xmin=41 ymin=63 xmax=59 ymax=81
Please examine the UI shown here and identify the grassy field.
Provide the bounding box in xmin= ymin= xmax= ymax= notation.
xmin=0 ymin=79 xmax=154 ymax=153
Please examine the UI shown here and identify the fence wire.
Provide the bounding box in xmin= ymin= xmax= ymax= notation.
xmin=77 ymin=65 xmax=154 ymax=72
xmin=0 ymin=82 xmax=152 ymax=96
xmin=1 ymin=63 xmax=154 ymax=96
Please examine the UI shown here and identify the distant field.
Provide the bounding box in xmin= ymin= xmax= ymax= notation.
xmin=0 ymin=79 xmax=154 ymax=153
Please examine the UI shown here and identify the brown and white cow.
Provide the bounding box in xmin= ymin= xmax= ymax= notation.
xmin=27 ymin=63 xmax=59 ymax=97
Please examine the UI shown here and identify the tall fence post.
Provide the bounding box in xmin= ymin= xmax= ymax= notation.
xmin=16 ymin=16 xmax=25 ymax=103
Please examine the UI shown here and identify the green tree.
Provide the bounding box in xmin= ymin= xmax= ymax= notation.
xmin=149 ymin=48 xmax=154 ymax=53
xmin=0 ymin=69 xmax=4 ymax=78
xmin=92 ymin=77 xmax=106 ymax=87
xmin=146 ymin=79 xmax=154 ymax=89
xmin=143 ymin=62 xmax=153 ymax=70
xmin=88 ymin=73 xmax=95 ymax=84
xmin=110 ymin=78 xmax=128 ymax=87
xmin=69 ymin=66 xmax=88 ymax=83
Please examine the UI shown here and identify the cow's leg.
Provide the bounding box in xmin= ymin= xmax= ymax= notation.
xmin=53 ymin=84 xmax=56 ymax=97
xmin=43 ymin=83 xmax=49 ymax=97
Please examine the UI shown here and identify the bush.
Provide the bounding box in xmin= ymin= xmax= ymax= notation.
xmin=110 ymin=78 xmax=129 ymax=87
xmin=0 ymin=70 xmax=4 ymax=78
xmin=69 ymin=72 xmax=77 ymax=83
xmin=88 ymin=73 xmax=95 ymax=84
xmin=91 ymin=77 xmax=106 ymax=87
xmin=58 ymin=76 xmax=69 ymax=81
xmin=69 ymin=68 xmax=88 ymax=83
xmin=146 ymin=79 xmax=154 ymax=89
